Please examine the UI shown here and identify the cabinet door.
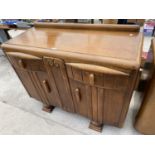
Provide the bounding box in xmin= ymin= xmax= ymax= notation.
xmin=66 ymin=63 xmax=131 ymax=126
xmin=7 ymin=52 xmax=61 ymax=108
xmin=43 ymin=57 xmax=74 ymax=112
xmin=69 ymin=79 xmax=92 ymax=118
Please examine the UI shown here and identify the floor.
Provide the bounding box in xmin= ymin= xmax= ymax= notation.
xmin=0 ymin=29 xmax=152 ymax=135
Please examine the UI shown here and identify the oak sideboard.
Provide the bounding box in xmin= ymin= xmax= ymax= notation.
xmin=2 ymin=23 xmax=143 ymax=132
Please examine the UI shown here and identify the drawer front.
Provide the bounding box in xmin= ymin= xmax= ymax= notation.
xmin=7 ymin=52 xmax=46 ymax=72
xmin=66 ymin=63 xmax=130 ymax=90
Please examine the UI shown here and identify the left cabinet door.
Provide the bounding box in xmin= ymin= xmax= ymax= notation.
xmin=7 ymin=52 xmax=61 ymax=111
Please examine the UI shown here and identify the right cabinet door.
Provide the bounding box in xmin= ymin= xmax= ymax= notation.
xmin=66 ymin=63 xmax=131 ymax=126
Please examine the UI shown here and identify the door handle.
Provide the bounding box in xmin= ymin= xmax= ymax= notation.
xmin=89 ymin=73 xmax=94 ymax=85
xmin=18 ymin=59 xmax=25 ymax=68
xmin=42 ymin=80 xmax=51 ymax=93
xmin=75 ymin=88 xmax=81 ymax=102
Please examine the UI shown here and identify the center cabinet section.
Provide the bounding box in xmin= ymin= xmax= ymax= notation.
xmin=66 ymin=63 xmax=131 ymax=128
xmin=43 ymin=57 xmax=75 ymax=112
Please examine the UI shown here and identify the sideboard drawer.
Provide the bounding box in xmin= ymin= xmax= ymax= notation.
xmin=7 ymin=52 xmax=46 ymax=72
xmin=66 ymin=63 xmax=130 ymax=90
xmin=82 ymin=71 xmax=129 ymax=90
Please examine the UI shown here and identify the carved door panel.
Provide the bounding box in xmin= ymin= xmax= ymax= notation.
xmin=66 ymin=65 xmax=92 ymax=118
xmin=29 ymin=71 xmax=61 ymax=108
xmin=7 ymin=52 xmax=61 ymax=109
xmin=43 ymin=57 xmax=74 ymax=112
xmin=69 ymin=79 xmax=93 ymax=119
xmin=66 ymin=63 xmax=131 ymax=127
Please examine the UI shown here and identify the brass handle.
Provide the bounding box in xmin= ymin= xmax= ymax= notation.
xmin=18 ymin=59 xmax=25 ymax=68
xmin=42 ymin=80 xmax=51 ymax=93
xmin=89 ymin=73 xmax=94 ymax=85
xmin=75 ymin=88 xmax=81 ymax=102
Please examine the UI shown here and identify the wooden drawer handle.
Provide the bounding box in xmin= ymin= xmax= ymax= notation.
xmin=18 ymin=59 xmax=25 ymax=68
xmin=89 ymin=73 xmax=94 ymax=85
xmin=42 ymin=80 xmax=51 ymax=93
xmin=75 ymin=88 xmax=81 ymax=102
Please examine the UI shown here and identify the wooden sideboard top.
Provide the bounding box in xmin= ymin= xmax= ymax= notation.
xmin=2 ymin=23 xmax=143 ymax=70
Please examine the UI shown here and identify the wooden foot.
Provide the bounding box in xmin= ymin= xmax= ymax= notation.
xmin=42 ymin=105 xmax=54 ymax=113
xmin=89 ymin=121 xmax=103 ymax=132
